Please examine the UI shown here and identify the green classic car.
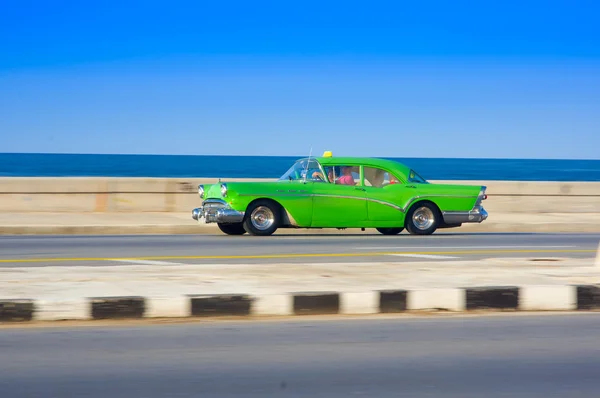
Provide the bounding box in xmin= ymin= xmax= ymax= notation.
xmin=192 ymin=152 xmax=488 ymax=236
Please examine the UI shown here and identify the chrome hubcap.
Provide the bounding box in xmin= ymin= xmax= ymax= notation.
xmin=251 ymin=206 xmax=275 ymax=230
xmin=412 ymin=207 xmax=435 ymax=230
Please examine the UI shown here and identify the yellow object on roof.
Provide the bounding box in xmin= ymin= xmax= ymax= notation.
xmin=323 ymin=151 xmax=333 ymax=157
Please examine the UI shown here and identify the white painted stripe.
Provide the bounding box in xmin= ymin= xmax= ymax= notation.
xmin=146 ymin=296 xmax=189 ymax=318
xmin=254 ymin=294 xmax=293 ymax=316
xmin=386 ymin=254 xmax=460 ymax=259
xmin=520 ymin=285 xmax=576 ymax=311
xmin=354 ymin=245 xmax=577 ymax=250
xmin=112 ymin=259 xmax=185 ymax=266
xmin=407 ymin=288 xmax=465 ymax=311
xmin=35 ymin=298 xmax=89 ymax=321
xmin=341 ymin=292 xmax=379 ymax=314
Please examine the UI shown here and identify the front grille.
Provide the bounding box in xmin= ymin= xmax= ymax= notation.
xmin=202 ymin=200 xmax=227 ymax=223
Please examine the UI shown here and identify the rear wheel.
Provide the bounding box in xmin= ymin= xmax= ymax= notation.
xmin=405 ymin=202 xmax=440 ymax=235
xmin=217 ymin=223 xmax=246 ymax=235
xmin=243 ymin=200 xmax=280 ymax=236
xmin=376 ymin=227 xmax=404 ymax=235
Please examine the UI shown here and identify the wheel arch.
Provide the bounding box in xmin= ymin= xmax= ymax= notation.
xmin=244 ymin=197 xmax=296 ymax=227
xmin=405 ymin=199 xmax=442 ymax=216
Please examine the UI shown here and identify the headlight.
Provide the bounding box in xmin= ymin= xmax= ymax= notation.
xmin=220 ymin=183 xmax=228 ymax=197
xmin=198 ymin=184 xmax=204 ymax=198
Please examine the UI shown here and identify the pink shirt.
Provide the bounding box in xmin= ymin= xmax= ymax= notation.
xmin=337 ymin=175 xmax=355 ymax=185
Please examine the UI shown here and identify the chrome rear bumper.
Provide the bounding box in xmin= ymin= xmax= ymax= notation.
xmin=192 ymin=199 xmax=245 ymax=224
xmin=442 ymin=205 xmax=488 ymax=224
xmin=442 ymin=186 xmax=489 ymax=225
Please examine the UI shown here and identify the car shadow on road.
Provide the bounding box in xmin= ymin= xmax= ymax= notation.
xmin=265 ymin=231 xmax=568 ymax=237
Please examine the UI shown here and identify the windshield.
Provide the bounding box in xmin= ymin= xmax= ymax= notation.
xmin=408 ymin=169 xmax=428 ymax=184
xmin=279 ymin=158 xmax=326 ymax=181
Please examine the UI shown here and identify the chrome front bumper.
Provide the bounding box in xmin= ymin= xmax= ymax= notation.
xmin=442 ymin=205 xmax=488 ymax=224
xmin=192 ymin=199 xmax=245 ymax=224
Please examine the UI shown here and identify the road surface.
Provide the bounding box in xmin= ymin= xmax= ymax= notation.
xmin=1 ymin=314 xmax=600 ymax=397
xmin=0 ymin=232 xmax=598 ymax=267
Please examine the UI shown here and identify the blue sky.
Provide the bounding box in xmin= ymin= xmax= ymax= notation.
xmin=1 ymin=0 xmax=599 ymax=159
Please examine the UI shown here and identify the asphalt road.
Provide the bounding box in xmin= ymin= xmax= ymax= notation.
xmin=1 ymin=314 xmax=600 ymax=397
xmin=0 ymin=232 xmax=599 ymax=267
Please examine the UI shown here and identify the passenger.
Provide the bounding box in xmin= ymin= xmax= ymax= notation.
xmin=326 ymin=168 xmax=334 ymax=182
xmin=337 ymin=166 xmax=355 ymax=185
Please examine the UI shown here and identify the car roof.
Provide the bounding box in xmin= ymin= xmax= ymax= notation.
xmin=313 ymin=156 xmax=411 ymax=175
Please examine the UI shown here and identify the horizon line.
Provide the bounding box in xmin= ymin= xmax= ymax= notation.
xmin=1 ymin=152 xmax=599 ymax=162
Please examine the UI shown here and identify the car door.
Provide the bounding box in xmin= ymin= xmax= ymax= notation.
xmin=362 ymin=166 xmax=414 ymax=223
xmin=310 ymin=165 xmax=367 ymax=227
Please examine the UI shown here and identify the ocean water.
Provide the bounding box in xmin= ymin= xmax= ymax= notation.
xmin=1 ymin=153 xmax=600 ymax=181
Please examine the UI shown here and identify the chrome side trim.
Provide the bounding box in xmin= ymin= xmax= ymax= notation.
xmin=237 ymin=192 xmax=476 ymax=213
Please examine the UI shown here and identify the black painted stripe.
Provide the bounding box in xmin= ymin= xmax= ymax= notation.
xmin=0 ymin=300 xmax=35 ymax=322
xmin=90 ymin=296 xmax=145 ymax=319
xmin=189 ymin=294 xmax=252 ymax=317
xmin=465 ymin=286 xmax=519 ymax=310
xmin=293 ymin=292 xmax=340 ymax=315
xmin=379 ymin=290 xmax=408 ymax=313
xmin=576 ymin=285 xmax=600 ymax=310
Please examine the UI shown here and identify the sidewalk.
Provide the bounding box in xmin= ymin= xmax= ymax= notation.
xmin=1 ymin=212 xmax=600 ymax=235
xmin=1 ymin=257 xmax=599 ymax=321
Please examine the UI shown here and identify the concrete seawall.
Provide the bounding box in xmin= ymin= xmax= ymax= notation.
xmin=1 ymin=177 xmax=600 ymax=214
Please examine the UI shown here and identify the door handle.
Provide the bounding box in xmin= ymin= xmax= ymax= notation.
xmin=355 ymin=187 xmax=366 ymax=191
xmin=406 ymin=185 xmax=416 ymax=188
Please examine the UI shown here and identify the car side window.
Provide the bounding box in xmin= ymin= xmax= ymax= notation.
xmin=363 ymin=166 xmax=400 ymax=187
xmin=326 ymin=165 xmax=360 ymax=185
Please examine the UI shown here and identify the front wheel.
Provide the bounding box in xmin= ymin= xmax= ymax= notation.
xmin=243 ymin=200 xmax=280 ymax=236
xmin=405 ymin=202 xmax=440 ymax=235
xmin=376 ymin=227 xmax=404 ymax=235
xmin=217 ymin=223 xmax=246 ymax=235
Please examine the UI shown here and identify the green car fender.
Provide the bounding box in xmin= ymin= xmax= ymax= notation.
xmin=203 ymin=181 xmax=315 ymax=227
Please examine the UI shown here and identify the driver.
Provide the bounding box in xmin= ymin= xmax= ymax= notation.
xmin=312 ymin=167 xmax=334 ymax=182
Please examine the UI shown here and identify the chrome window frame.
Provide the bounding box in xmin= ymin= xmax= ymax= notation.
xmin=278 ymin=158 xmax=329 ymax=183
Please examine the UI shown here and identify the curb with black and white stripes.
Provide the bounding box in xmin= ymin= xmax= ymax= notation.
xmin=2 ymin=285 xmax=600 ymax=322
